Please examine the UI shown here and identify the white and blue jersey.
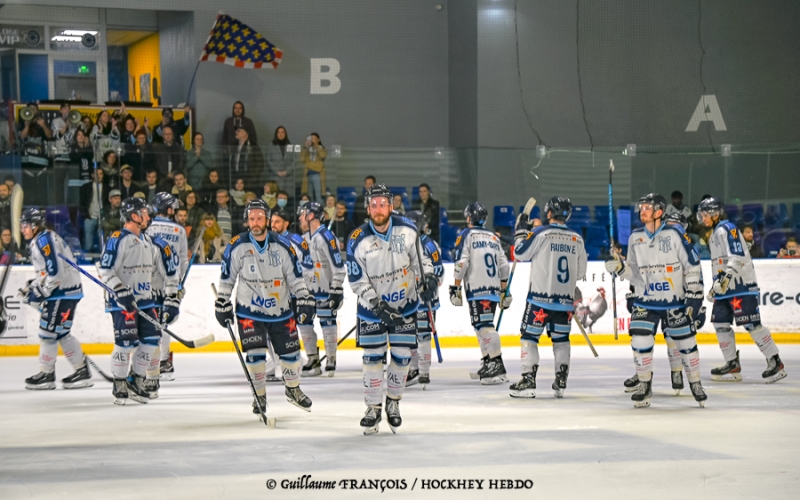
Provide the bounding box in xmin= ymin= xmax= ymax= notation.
xmin=418 ymin=234 xmax=443 ymax=311
xmin=28 ymin=230 xmax=83 ymax=301
xmin=453 ymin=227 xmax=509 ymax=301
xmin=624 ymin=223 xmax=703 ymax=310
xmin=146 ymin=216 xmax=189 ymax=280
xmin=346 ymin=215 xmax=433 ymax=322
xmin=280 ymin=230 xmax=314 ymax=294
xmin=98 ymin=229 xmax=163 ymax=311
xmin=147 ymin=234 xmax=180 ymax=305
xmin=306 ymin=225 xmax=346 ymax=300
xmin=217 ymin=231 xmax=311 ymax=322
xmin=708 ymin=220 xmax=759 ymax=298
xmin=514 ymin=223 xmax=587 ymax=312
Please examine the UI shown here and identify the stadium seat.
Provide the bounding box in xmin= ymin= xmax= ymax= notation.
xmin=440 ymin=207 xmax=448 ymax=225
xmin=792 ymin=203 xmax=800 ymax=226
xmin=412 ymin=187 xmax=420 ymax=204
xmin=440 ymin=224 xmax=459 ymax=250
xmin=765 ymin=203 xmax=788 ymax=229
xmin=336 ymin=187 xmax=357 ymax=205
xmin=725 ymin=205 xmax=741 ymax=226
xmin=762 ymin=229 xmax=790 ymax=257
xmin=494 ymin=205 xmax=515 ymax=228
xmin=742 ymin=203 xmax=764 ymax=227
xmin=594 ymin=205 xmax=611 ymax=225
xmin=585 ymin=224 xmax=610 ymax=248
xmin=569 ymin=205 xmax=591 ymax=228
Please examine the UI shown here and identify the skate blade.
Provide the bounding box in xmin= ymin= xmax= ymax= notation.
xmin=509 ymin=389 xmax=536 ymax=399
xmin=405 ymin=378 xmax=419 ymax=387
xmin=128 ymin=393 xmax=149 ymax=404
xmin=710 ymin=373 xmax=742 ymax=382
xmin=301 ymin=370 xmax=322 ymax=378
xmin=624 ymin=385 xmax=640 ymax=393
xmin=697 ymin=400 xmax=706 ymax=408
xmin=553 ymin=389 xmax=564 ymax=399
xmin=113 ymin=397 xmax=128 ymax=406
xmin=389 ymin=425 xmax=398 ymax=434
xmin=469 ymin=372 xmax=479 ymax=380
xmin=362 ymin=425 xmax=380 ymax=436
xmin=25 ymin=383 xmax=56 ymax=390
xmin=63 ymin=381 xmax=94 ymax=390
xmin=764 ymin=369 xmax=787 ymax=384
xmin=159 ymin=373 xmax=175 ymax=381
xmin=480 ymin=375 xmax=507 ymax=386
xmin=286 ymin=397 xmax=312 ymax=412
xmin=148 ymin=393 xmax=159 ymax=400
xmin=265 ymin=375 xmax=283 ymax=383
xmin=633 ymin=399 xmax=651 ymax=408
xmin=326 ymin=370 xmax=335 ymax=378
xmin=422 ymin=384 xmax=427 ymax=391
xmin=674 ymin=389 xmax=682 ymax=396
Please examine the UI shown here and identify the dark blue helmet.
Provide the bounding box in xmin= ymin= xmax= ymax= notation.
xmin=364 ymin=183 xmax=392 ymax=207
xmin=120 ymin=197 xmax=149 ymax=222
xmin=20 ymin=207 xmax=46 ymax=229
xmin=637 ymin=193 xmax=668 ymax=214
xmin=666 ymin=212 xmax=689 ymax=230
xmin=544 ymin=196 xmax=573 ymax=223
xmin=405 ymin=210 xmax=428 ymax=233
xmin=299 ymin=200 xmax=325 ymax=220
xmin=698 ymin=197 xmax=724 ymax=216
xmin=152 ymin=192 xmax=178 ymax=215
xmin=464 ymin=202 xmax=488 ymax=226
xmin=243 ymin=198 xmax=271 ymax=222
xmin=272 ymin=208 xmax=291 ymax=223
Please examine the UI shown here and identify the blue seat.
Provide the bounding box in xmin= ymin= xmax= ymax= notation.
xmin=585 ymin=245 xmax=603 ymax=261
xmin=742 ymin=203 xmax=764 ymax=227
xmin=594 ymin=205 xmax=612 ymax=225
xmin=440 ymin=224 xmax=459 ymax=249
xmin=725 ymin=205 xmax=741 ymax=227
xmin=494 ymin=205 xmax=515 ymax=228
xmin=585 ymin=224 xmax=610 ymax=248
xmin=440 ymin=207 xmax=448 ymax=226
xmin=765 ymin=203 xmax=788 ymax=229
xmin=401 ymin=192 xmax=410 ymax=211
xmin=792 ymin=203 xmax=800 ymax=226
xmin=762 ymin=229 xmax=789 ymax=257
xmin=336 ymin=187 xmax=357 ymax=205
xmin=412 ymin=187 xmax=421 ymax=204
xmin=569 ymin=205 xmax=591 ymax=228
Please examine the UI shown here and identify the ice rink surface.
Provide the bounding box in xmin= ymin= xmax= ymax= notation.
xmin=1 ymin=344 xmax=799 ymax=500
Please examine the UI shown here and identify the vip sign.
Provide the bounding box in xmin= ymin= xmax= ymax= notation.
xmin=310 ymin=58 xmax=341 ymax=95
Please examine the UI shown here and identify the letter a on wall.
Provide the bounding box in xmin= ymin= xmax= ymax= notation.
xmin=685 ymin=95 xmax=727 ymax=132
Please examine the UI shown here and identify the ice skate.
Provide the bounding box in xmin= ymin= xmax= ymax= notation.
xmin=623 ymin=373 xmax=640 ymax=393
xmin=631 ymin=378 xmax=652 ymax=408
xmin=159 ymin=352 xmax=175 ymax=381
xmin=385 ymin=397 xmax=402 ymax=434
xmin=145 ymin=378 xmax=159 ymax=399
xmin=265 ymin=372 xmax=282 ymax=383
xmin=301 ymin=354 xmax=321 ymax=377
xmin=762 ymin=354 xmax=787 ymax=384
xmin=710 ymin=350 xmax=742 ymax=382
xmin=470 ymin=355 xmax=489 ymax=380
xmin=61 ymin=364 xmax=93 ymax=389
xmin=480 ymin=356 xmax=508 ymax=385
xmin=405 ymin=368 xmax=419 ymax=387
xmin=325 ymin=357 xmax=336 ymax=378
xmin=112 ymin=378 xmax=128 ymax=405
xmin=552 ymin=364 xmax=568 ymax=398
xmin=25 ymin=371 xmax=56 ymax=390
xmin=126 ymin=373 xmax=150 ymax=404
xmin=419 ymin=373 xmax=430 ymax=390
xmin=671 ymin=370 xmax=684 ymax=395
xmin=690 ymin=381 xmax=707 ymax=408
xmin=509 ymin=366 xmax=538 ymax=398
xmin=285 ymin=386 xmax=312 ymax=412
xmin=360 ymin=404 xmax=382 ymax=435
xmin=252 ymin=394 xmax=267 ymax=415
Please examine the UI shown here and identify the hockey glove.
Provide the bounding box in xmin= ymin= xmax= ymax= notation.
xmin=712 ymin=272 xmax=732 ymax=297
xmin=500 ymin=288 xmax=513 ymax=309
xmin=295 ymin=296 xmax=316 ymax=325
xmin=449 ymin=285 xmax=463 ymax=307
xmin=20 ymin=281 xmax=46 ymax=305
xmin=162 ymin=296 xmax=181 ymax=325
xmin=604 ymin=255 xmax=624 ymax=276
xmin=419 ymin=274 xmax=438 ymax=303
xmin=370 ymin=298 xmax=404 ymax=327
xmin=214 ymin=298 xmax=233 ymax=328
xmin=693 ymin=306 xmax=707 ymax=330
xmin=176 ymin=287 xmax=186 ymax=301
xmin=514 ymin=213 xmax=532 ymax=238
xmin=328 ymin=286 xmax=344 ymax=311
xmin=625 ymin=291 xmax=636 ymax=314
xmin=114 ymin=287 xmax=137 ymax=312
xmin=684 ymin=292 xmax=704 ymax=326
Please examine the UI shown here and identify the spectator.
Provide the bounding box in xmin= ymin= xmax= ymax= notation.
xmin=209 ymin=189 xmax=234 ymax=241
xmin=80 ymin=168 xmax=108 ymax=251
xmin=392 ymin=193 xmax=406 ymax=215
xmin=117 ymin=104 xmax=151 ymax=145
xmin=198 ymin=213 xmax=226 ymax=263
xmin=300 ymin=133 xmax=326 ymax=202
xmin=666 ymin=190 xmax=694 ymax=230
xmin=266 ymin=126 xmax=294 ymax=194
xmin=123 ymin=129 xmax=155 ymax=183
xmin=6 ymin=176 xmax=23 ymax=247
xmin=222 ymin=101 xmax=258 ymax=146
xmin=101 ymin=189 xmax=123 ymax=239
xmin=153 ymin=125 xmax=185 ymax=184
xmin=51 ymin=103 xmax=79 ymax=157
xmin=143 ymin=169 xmax=168 ymax=204
xmin=229 ymin=178 xmax=247 ymax=206
xmin=777 ymin=237 xmax=800 ymax=259
xmin=261 ymin=180 xmax=279 ymax=209
xmin=100 ymin=150 xmax=120 ymax=189
xmin=152 ymin=107 xmax=190 ymax=145
xmin=299 ymin=193 xmax=311 ymax=207
xmin=171 ymin=171 xmax=193 ymax=203
xmin=185 ymin=132 xmax=213 ymax=190
xmin=0 ymin=228 xmax=20 ymax=257
xmin=175 ymin=207 xmax=189 ymax=228
xmin=323 ymin=194 xmax=336 ymax=222
xmin=228 ymin=126 xmax=264 ymax=191
xmin=89 ymin=110 xmax=120 ymax=156
xmin=353 ymin=175 xmax=375 ymax=225
xmin=742 ymin=225 xmax=765 ymax=258
xmin=80 ymin=115 xmax=93 ymax=135
xmin=331 ymin=200 xmax=355 ymax=246
xmin=118 ymin=165 xmax=139 ymax=200
xmin=0 ymin=184 xmax=12 ymax=231
xmin=184 ymin=192 xmax=204 ymax=243
xmin=199 ymin=169 xmax=226 ymax=207
xmin=276 ymin=190 xmax=289 ymax=210
xmin=18 ymin=102 xmax=53 ymax=141
xmin=69 ymin=129 xmax=95 ymax=182
xmin=418 ymin=183 xmax=440 ymax=243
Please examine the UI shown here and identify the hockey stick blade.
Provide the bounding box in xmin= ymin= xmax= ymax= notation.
xmin=573 ymin=317 xmax=598 ymax=357
xmin=85 ymin=356 xmax=114 ymax=382
xmin=320 ymin=324 xmax=356 ymax=364
xmin=522 ymin=196 xmax=537 ymax=218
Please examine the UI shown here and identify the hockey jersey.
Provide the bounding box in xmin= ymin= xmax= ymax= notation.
xmin=707 ymin=220 xmax=759 ymax=298
xmin=28 ymin=230 xmax=83 ymax=301
xmin=347 ymin=215 xmax=433 ymax=321
xmin=418 ymin=234 xmax=444 ymax=311
xmin=624 ymin=224 xmax=703 ymax=310
xmin=514 ymin=223 xmax=587 ymax=311
xmin=306 ymin=225 xmax=346 ymax=299
xmin=218 ymin=231 xmax=311 ymax=322
xmin=98 ymin=229 xmax=163 ymax=311
xmin=146 ymin=216 xmax=189 ymax=280
xmin=147 ymin=234 xmax=180 ymax=304
xmin=453 ymin=227 xmax=509 ymax=301
xmin=280 ymin=230 xmax=314 ymax=287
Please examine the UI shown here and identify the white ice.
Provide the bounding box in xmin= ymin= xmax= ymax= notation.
xmin=1 ymin=344 xmax=799 ymax=499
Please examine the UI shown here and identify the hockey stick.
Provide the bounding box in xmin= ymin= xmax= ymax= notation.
xmin=572 ymin=309 xmax=598 ymax=357
xmin=85 ymin=356 xmax=114 ymax=382
xmin=496 ymin=196 xmax=536 ymax=332
xmin=57 ymin=253 xmax=215 ymax=349
xmin=414 ymin=232 xmax=443 ymax=363
xmin=319 ymin=324 xmax=356 ymax=364
xmin=0 ymin=252 xmax=17 ymax=335
xmin=180 ymin=226 xmax=207 ymax=289
xmin=608 ymin=160 xmax=618 ymax=340
xmin=212 ymin=283 xmax=275 ymax=428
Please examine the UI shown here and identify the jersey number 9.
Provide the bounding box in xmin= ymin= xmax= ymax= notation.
xmin=557 ymin=256 xmax=570 ymax=284
xmin=484 ymin=254 xmax=497 ymax=278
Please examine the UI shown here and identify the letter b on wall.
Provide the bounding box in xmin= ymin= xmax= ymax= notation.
xmin=310 ymin=58 xmax=341 ymax=95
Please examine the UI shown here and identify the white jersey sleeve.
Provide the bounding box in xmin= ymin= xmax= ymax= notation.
xmin=98 ymin=229 xmax=158 ymax=310
xmin=453 ymin=227 xmax=508 ymax=302
xmin=28 ymin=230 xmax=83 ymax=301
xmin=708 ymin=221 xmax=759 ymax=298
xmin=146 ymin=217 xmax=189 ymax=280
xmin=308 ymin=226 xmax=346 ymax=298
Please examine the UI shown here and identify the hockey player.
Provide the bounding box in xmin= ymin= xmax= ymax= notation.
xmin=146 ymin=192 xmax=188 ymax=380
xmin=405 ymin=210 xmax=443 ymax=387
xmin=214 ymin=199 xmax=314 ymax=416
xmin=98 ymin=197 xmax=174 ymax=405
xmin=297 ymin=201 xmax=346 ymax=376
xmin=622 ymin=212 xmax=704 ymax=395
xmin=20 ymin=208 xmax=92 ymax=390
xmin=450 ymin=202 xmax=510 ymax=385
xmin=347 ymin=184 xmax=436 ymax=434
xmin=510 ymin=197 xmax=587 ymax=398
xmin=606 ymin=193 xmax=708 ymax=408
xmin=699 ymin=197 xmax=786 ymax=383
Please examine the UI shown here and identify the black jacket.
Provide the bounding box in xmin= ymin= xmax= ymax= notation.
xmin=80 ymin=181 xmax=110 ymax=217
xmin=222 ymin=101 xmax=258 ymax=146
xmin=420 ymin=197 xmax=441 ymax=244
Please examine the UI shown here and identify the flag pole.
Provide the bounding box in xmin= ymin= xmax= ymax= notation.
xmin=185 ymin=61 xmax=201 ymax=105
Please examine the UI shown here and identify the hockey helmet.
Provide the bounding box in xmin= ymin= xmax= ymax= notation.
xmin=405 ymin=210 xmax=428 ymax=233
xmin=464 ymin=202 xmax=488 ymax=226
xmin=243 ymin=198 xmax=271 ymax=222
xmin=544 ymin=196 xmax=573 ymax=223
xmin=637 ymin=193 xmax=667 ymax=215
xmin=272 ymin=208 xmax=291 ymax=223
xmin=364 ymin=183 xmax=392 ymax=207
xmin=299 ymin=200 xmax=325 ymax=221
xmin=120 ymin=197 xmax=149 ymax=222
xmin=152 ymin=192 xmax=179 ymax=215
xmin=698 ymin=197 xmax=724 ymax=217
xmin=20 ymin=207 xmax=46 ymax=229
xmin=665 ymin=212 xmax=689 ymax=230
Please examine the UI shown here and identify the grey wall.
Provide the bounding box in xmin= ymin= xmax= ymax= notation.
xmin=158 ymin=11 xmax=194 ymax=107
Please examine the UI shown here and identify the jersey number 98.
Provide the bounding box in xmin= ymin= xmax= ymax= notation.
xmin=484 ymin=254 xmax=497 ymax=278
